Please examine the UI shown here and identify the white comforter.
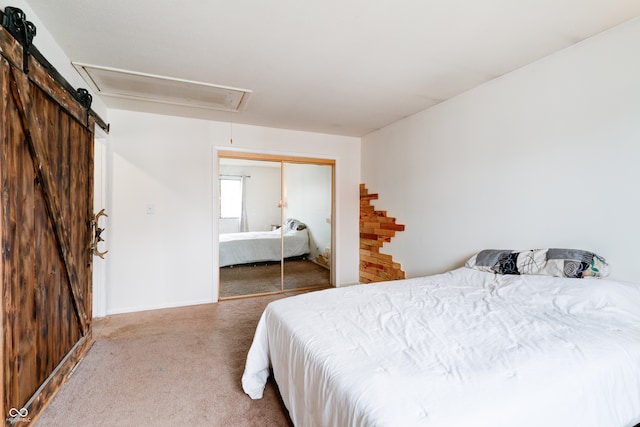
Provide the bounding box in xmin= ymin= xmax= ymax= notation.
xmin=242 ymin=267 xmax=640 ymax=427
xmin=219 ymin=228 xmax=310 ymax=267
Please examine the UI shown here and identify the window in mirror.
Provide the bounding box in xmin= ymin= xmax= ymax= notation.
xmin=219 ymin=176 xmax=242 ymax=219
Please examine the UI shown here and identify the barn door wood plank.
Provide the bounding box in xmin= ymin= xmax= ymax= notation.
xmin=14 ymin=119 xmax=37 ymax=409
xmin=69 ymin=117 xmax=94 ymax=322
xmin=7 ymin=65 xmax=89 ymax=335
xmin=0 ymin=55 xmax=6 ymax=425
xmin=1 ymin=55 xmax=15 ymax=421
xmin=2 ymin=22 xmax=96 ymax=424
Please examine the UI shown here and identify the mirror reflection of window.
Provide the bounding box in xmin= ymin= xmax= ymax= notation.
xmin=220 ymin=177 xmax=242 ymax=219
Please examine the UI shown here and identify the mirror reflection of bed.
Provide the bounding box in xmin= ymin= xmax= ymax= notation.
xmin=218 ymin=155 xmax=333 ymax=299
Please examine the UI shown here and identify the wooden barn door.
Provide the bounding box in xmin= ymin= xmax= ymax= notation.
xmin=1 ymin=15 xmax=99 ymax=425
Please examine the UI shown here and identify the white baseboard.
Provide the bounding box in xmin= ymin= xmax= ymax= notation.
xmin=104 ymin=298 xmax=215 ymax=316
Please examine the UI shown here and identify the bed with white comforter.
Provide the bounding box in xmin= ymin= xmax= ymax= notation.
xmin=219 ymin=228 xmax=310 ymax=267
xmin=242 ymin=267 xmax=640 ymax=426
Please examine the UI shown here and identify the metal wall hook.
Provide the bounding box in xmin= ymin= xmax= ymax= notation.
xmin=91 ymin=208 xmax=108 ymax=258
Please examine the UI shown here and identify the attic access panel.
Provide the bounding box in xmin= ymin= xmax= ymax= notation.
xmin=73 ymin=63 xmax=252 ymax=112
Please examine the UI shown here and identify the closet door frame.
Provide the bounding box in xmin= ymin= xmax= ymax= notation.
xmin=217 ymin=151 xmax=335 ymax=298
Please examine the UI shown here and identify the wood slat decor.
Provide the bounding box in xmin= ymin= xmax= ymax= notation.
xmin=1 ymin=13 xmax=99 ymax=425
xmin=359 ymin=184 xmax=406 ymax=283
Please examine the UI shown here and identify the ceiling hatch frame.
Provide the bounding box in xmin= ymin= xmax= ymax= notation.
xmin=72 ymin=62 xmax=252 ymax=112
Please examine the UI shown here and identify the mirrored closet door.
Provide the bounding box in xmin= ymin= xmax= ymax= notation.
xmin=282 ymin=162 xmax=332 ymax=291
xmin=218 ymin=152 xmax=334 ymax=299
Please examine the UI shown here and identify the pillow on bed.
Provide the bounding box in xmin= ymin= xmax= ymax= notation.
xmin=284 ymin=218 xmax=307 ymax=231
xmin=543 ymin=248 xmax=609 ymax=278
xmin=465 ymin=248 xmax=609 ymax=278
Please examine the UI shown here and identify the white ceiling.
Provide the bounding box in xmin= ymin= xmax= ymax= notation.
xmin=23 ymin=0 xmax=640 ymax=137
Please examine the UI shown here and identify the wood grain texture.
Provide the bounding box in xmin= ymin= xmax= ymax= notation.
xmin=0 ymin=55 xmax=7 ymax=425
xmin=359 ymin=184 xmax=406 ymax=283
xmin=8 ymin=66 xmax=89 ymax=335
xmin=1 ymin=23 xmax=94 ymax=425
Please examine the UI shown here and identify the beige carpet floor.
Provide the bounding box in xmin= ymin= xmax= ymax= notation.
xmin=220 ymin=259 xmax=330 ymax=298
xmin=35 ymin=293 xmax=305 ymax=426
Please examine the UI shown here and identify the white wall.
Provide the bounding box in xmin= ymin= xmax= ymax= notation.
xmin=285 ymin=163 xmax=333 ymax=262
xmin=362 ymin=18 xmax=640 ymax=283
xmin=106 ymin=110 xmax=360 ymax=314
xmin=92 ymin=137 xmax=108 ymax=317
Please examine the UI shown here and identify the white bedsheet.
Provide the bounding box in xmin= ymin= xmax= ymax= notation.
xmin=219 ymin=228 xmax=310 ymax=267
xmin=242 ymin=267 xmax=640 ymax=427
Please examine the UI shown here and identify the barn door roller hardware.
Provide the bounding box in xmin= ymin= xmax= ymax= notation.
xmin=76 ymin=88 xmax=93 ymax=109
xmin=91 ymin=209 xmax=109 ymax=259
xmin=2 ymin=6 xmax=36 ymax=73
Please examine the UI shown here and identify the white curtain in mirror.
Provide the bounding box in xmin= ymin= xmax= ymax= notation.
xmin=240 ymin=175 xmax=249 ymax=232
